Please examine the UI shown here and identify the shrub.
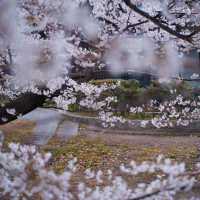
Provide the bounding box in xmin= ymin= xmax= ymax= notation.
xmin=89 ymin=79 xmax=118 ymax=86
xmin=145 ymin=81 xmax=171 ymax=102
xmin=68 ymin=103 xmax=80 ymax=112
xmin=120 ymin=80 xmax=141 ymax=93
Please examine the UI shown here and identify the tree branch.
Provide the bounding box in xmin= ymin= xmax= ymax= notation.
xmin=123 ymin=0 xmax=193 ymax=43
xmin=0 ymin=79 xmax=72 ymax=125
xmin=128 ymin=170 xmax=200 ymax=200
xmin=122 ymin=20 xmax=148 ymax=32
xmin=0 ymin=93 xmax=46 ymax=125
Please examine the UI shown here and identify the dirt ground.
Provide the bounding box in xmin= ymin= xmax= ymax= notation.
xmin=1 ymin=120 xmax=200 ymax=198
xmin=1 ymin=119 xmax=200 ymax=170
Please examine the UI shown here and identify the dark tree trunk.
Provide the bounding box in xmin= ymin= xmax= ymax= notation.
xmin=0 ymin=93 xmax=46 ymax=125
xmin=0 ymin=79 xmax=72 ymax=125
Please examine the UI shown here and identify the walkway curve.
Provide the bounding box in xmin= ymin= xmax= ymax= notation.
xmin=56 ymin=109 xmax=200 ymax=136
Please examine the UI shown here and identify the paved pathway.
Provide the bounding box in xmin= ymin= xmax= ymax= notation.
xmin=23 ymin=108 xmax=79 ymax=145
xmin=56 ymin=120 xmax=79 ymax=140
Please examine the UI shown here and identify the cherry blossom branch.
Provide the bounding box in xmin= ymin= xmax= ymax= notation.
xmin=189 ymin=26 xmax=200 ymax=37
xmin=98 ymin=17 xmax=119 ymax=30
xmin=123 ymin=0 xmax=193 ymax=43
xmin=128 ymin=185 xmax=191 ymax=200
xmin=122 ymin=20 xmax=149 ymax=32
xmin=128 ymin=170 xmax=200 ymax=200
xmin=0 ymin=79 xmax=72 ymax=125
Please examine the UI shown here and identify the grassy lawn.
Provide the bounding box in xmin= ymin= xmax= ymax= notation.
xmin=40 ymin=131 xmax=200 ymax=192
xmin=1 ymin=120 xmax=198 ymax=173
xmin=0 ymin=120 xmax=35 ymax=148
xmin=1 ymin=120 xmax=199 ymax=192
xmin=1 ymin=120 xmax=199 ymax=173
xmin=43 ymin=133 xmax=199 ymax=172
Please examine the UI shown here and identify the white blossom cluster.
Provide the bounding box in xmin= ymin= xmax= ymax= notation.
xmin=98 ymin=111 xmax=126 ymax=128
xmin=0 ymin=0 xmax=199 ymax=91
xmin=89 ymin=0 xmax=200 ymax=48
xmin=148 ymin=95 xmax=200 ymax=128
xmin=3 ymin=75 xmax=200 ymax=130
xmin=100 ymin=94 xmax=200 ymax=129
xmin=0 ymin=141 xmax=73 ymax=200
xmin=54 ymin=79 xmax=118 ymax=111
xmin=50 ymin=78 xmax=200 ymax=129
xmin=0 ymin=133 xmax=199 ymax=200
xmin=130 ymin=106 xmax=144 ymax=114
xmin=0 ymin=0 xmax=199 ymax=101
xmin=0 ymin=0 xmax=200 ymax=129
xmin=1 ymin=1 xmax=200 ymax=199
